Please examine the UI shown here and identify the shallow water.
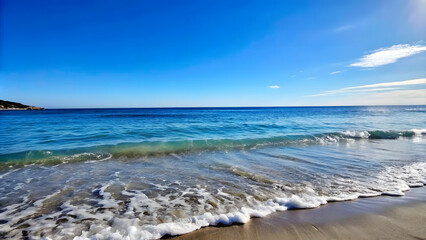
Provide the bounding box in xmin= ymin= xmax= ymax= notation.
xmin=0 ymin=106 xmax=425 ymax=239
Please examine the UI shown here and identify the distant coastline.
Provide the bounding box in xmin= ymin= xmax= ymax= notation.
xmin=0 ymin=100 xmax=44 ymax=110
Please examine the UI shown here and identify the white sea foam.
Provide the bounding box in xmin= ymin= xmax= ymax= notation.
xmin=65 ymin=152 xmax=112 ymax=163
xmin=1 ymin=161 xmax=425 ymax=240
xmin=313 ymin=130 xmax=370 ymax=144
xmin=0 ymin=168 xmax=19 ymax=179
xmin=315 ymin=135 xmax=344 ymax=144
xmin=411 ymin=128 xmax=426 ymax=136
xmin=70 ymin=162 xmax=426 ymax=240
xmin=405 ymin=107 xmax=426 ymax=112
xmin=96 ymin=183 xmax=120 ymax=209
xmin=0 ymin=190 xmax=64 ymax=234
xmin=73 ymin=198 xmax=288 ymax=240
xmin=341 ymin=130 xmax=371 ymax=138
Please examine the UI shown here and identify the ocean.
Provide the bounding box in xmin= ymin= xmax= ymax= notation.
xmin=0 ymin=106 xmax=425 ymax=239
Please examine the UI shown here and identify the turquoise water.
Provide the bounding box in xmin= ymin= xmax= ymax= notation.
xmin=0 ymin=106 xmax=425 ymax=239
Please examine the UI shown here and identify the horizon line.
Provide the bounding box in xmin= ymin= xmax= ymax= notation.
xmin=25 ymin=104 xmax=426 ymax=110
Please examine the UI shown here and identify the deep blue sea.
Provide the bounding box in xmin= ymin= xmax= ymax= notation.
xmin=0 ymin=106 xmax=425 ymax=239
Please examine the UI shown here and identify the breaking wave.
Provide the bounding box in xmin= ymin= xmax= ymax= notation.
xmin=1 ymin=129 xmax=425 ymax=167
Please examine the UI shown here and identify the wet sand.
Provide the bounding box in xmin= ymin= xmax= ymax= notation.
xmin=175 ymin=187 xmax=426 ymax=240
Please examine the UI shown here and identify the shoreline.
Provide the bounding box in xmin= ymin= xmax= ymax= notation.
xmin=174 ymin=187 xmax=426 ymax=240
xmin=0 ymin=108 xmax=44 ymax=110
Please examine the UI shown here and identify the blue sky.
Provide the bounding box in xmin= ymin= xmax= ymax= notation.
xmin=1 ymin=0 xmax=425 ymax=108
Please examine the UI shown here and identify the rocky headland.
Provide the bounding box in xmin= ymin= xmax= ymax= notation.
xmin=0 ymin=100 xmax=45 ymax=110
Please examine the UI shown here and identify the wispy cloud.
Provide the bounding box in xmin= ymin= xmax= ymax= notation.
xmin=308 ymin=78 xmax=426 ymax=97
xmin=330 ymin=70 xmax=345 ymax=75
xmin=269 ymin=85 xmax=280 ymax=89
xmin=350 ymin=44 xmax=426 ymax=67
xmin=333 ymin=24 xmax=353 ymax=32
xmin=335 ymin=89 xmax=426 ymax=106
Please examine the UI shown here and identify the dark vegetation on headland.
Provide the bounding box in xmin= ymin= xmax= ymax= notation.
xmin=0 ymin=100 xmax=44 ymax=110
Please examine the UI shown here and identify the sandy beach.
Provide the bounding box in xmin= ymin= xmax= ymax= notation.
xmin=175 ymin=187 xmax=426 ymax=240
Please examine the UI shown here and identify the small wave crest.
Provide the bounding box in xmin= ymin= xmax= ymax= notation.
xmin=404 ymin=107 xmax=426 ymax=112
xmin=0 ymin=151 xmax=112 ymax=168
xmin=1 ymin=129 xmax=424 ymax=167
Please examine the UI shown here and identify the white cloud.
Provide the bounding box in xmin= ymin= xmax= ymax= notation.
xmin=269 ymin=85 xmax=280 ymax=89
xmin=350 ymin=44 xmax=426 ymax=67
xmin=336 ymin=89 xmax=426 ymax=106
xmin=330 ymin=70 xmax=345 ymax=75
xmin=308 ymin=78 xmax=426 ymax=97
xmin=337 ymin=78 xmax=426 ymax=91
xmin=340 ymin=87 xmax=401 ymax=94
